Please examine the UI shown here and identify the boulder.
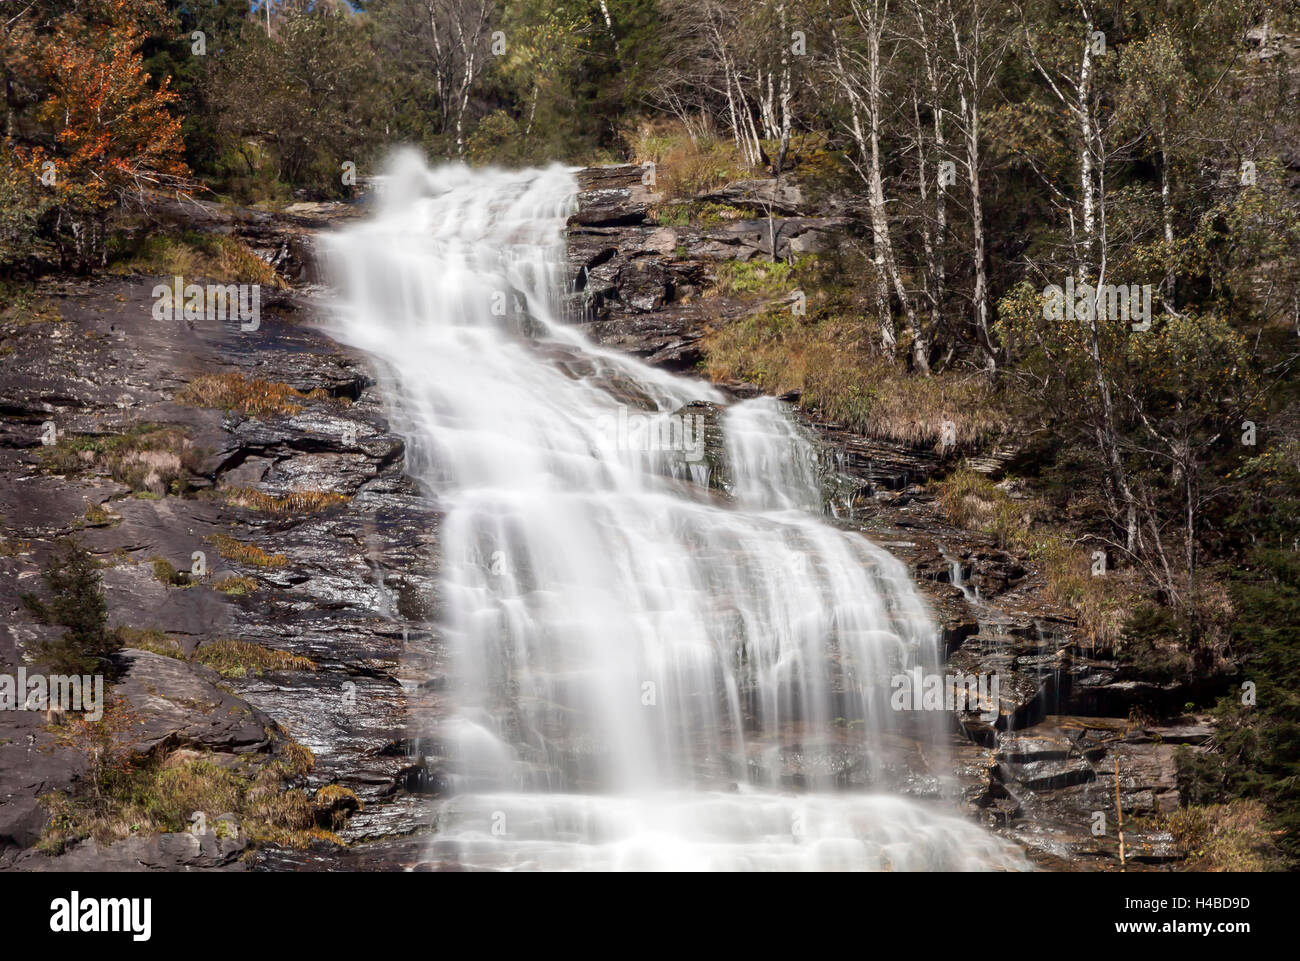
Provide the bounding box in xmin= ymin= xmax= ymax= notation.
xmin=113 ymin=649 xmax=276 ymax=755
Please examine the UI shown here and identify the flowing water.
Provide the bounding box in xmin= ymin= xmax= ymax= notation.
xmin=322 ymin=153 xmax=1028 ymax=870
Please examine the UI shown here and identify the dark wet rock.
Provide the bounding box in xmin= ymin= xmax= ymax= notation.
xmin=1003 ymin=756 xmax=1097 ymax=791
xmin=14 ymin=829 xmax=248 ymax=872
xmin=973 ymin=779 xmax=1024 ymax=826
xmin=1065 ymin=675 xmax=1219 ymax=717
xmin=997 ymin=734 xmax=1074 ymax=763
xmin=698 ymin=178 xmax=807 ymax=216
xmin=567 ymin=165 xmax=861 ymax=370
xmin=0 ymin=714 xmax=87 ymax=852
xmin=0 ymin=270 xmax=436 ymax=868
xmin=571 ymin=165 xmax=657 ymax=226
xmin=671 ymin=400 xmax=730 ymax=493
xmin=1135 ymin=719 xmax=1214 ymax=745
xmin=745 ymin=741 xmax=867 ymax=789
xmin=114 ymin=649 xmax=276 ymax=755
xmin=250 ymin=832 xmax=433 ymax=871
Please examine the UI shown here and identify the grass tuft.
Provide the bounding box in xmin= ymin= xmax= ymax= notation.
xmin=177 ymin=372 xmax=307 ymax=418
xmin=206 ymin=533 xmax=287 ymax=568
xmin=150 ymin=556 xmax=193 ymax=588
xmin=651 ymin=201 xmax=752 ymax=228
xmin=191 ymin=639 xmax=316 ymax=678
xmin=115 ymin=627 xmax=185 ymax=659
xmin=221 ymin=487 xmax=348 ymax=514
xmin=312 ymin=784 xmax=363 ymax=830
xmin=115 ymin=232 xmax=285 ymax=288
xmin=39 ymin=426 xmax=201 ymax=496
xmin=213 ymin=574 xmax=259 ymax=596
xmin=629 ymin=122 xmax=754 ymax=200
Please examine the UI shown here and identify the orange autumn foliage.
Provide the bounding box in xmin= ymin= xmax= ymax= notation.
xmin=7 ymin=0 xmax=190 ymax=212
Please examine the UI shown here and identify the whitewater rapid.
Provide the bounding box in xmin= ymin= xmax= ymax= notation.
xmin=321 ymin=152 xmax=1028 ymax=871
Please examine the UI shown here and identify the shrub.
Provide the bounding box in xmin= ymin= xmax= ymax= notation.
xmin=150 ymin=557 xmax=193 ymax=588
xmin=0 ymin=150 xmax=56 ymax=271
xmin=79 ymin=502 xmax=114 ymax=527
xmin=713 ymin=258 xmax=798 ymax=297
xmin=931 ymin=470 xmax=1134 ymax=649
xmin=38 ymin=737 xmax=327 ymax=853
xmin=651 ymin=201 xmax=750 ymax=228
xmin=20 ymin=539 xmax=121 ymax=676
xmin=629 ymin=122 xmax=753 ymax=200
xmin=704 ymin=309 xmax=1008 ymax=448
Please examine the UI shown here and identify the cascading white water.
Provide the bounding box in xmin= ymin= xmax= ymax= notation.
xmin=322 ymin=152 xmax=1028 ymax=870
xmin=724 ymin=396 xmax=822 ymax=512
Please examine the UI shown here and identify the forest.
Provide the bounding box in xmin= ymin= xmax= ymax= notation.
xmin=1 ymin=0 xmax=1299 ymax=870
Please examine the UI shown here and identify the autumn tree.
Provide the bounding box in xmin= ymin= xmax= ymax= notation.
xmin=2 ymin=0 xmax=190 ymax=268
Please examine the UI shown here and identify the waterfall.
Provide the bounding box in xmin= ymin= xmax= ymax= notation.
xmin=321 ymin=152 xmax=1028 ymax=871
xmin=723 ymin=396 xmax=822 ymax=512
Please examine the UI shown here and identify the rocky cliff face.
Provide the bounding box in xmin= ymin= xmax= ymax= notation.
xmin=0 ymin=256 xmax=441 ymax=869
xmin=0 ymin=169 xmax=1210 ymax=871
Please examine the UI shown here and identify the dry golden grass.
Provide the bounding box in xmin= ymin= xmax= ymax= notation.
xmin=213 ymin=574 xmax=259 ymax=596
xmin=38 ymin=752 xmax=319 ymax=852
xmin=629 ymin=121 xmax=754 ymax=200
xmin=177 ymin=372 xmax=306 ymax=417
xmin=243 ymin=823 xmax=345 ymax=848
xmin=935 ymin=468 xmax=1037 ymax=537
xmin=191 ymin=639 xmax=316 ymax=678
xmin=117 ymin=233 xmax=285 ymax=289
xmin=314 ymin=784 xmax=362 ymax=807
xmin=114 ymin=627 xmax=185 ymax=659
xmin=1167 ymin=800 xmax=1286 ymax=871
xmin=207 ymin=533 xmax=287 ymax=568
xmin=221 ymin=487 xmax=348 ymax=514
xmin=36 ymin=694 xmax=326 ymax=855
xmin=931 ymin=468 xmax=1135 ymax=648
xmin=279 ymin=740 xmax=316 ymax=779
xmin=40 ymin=426 xmax=200 ymax=496
xmin=705 ymin=310 xmax=1008 ymax=448
xmin=312 ymin=784 xmax=363 ymax=831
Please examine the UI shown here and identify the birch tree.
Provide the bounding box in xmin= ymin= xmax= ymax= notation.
xmin=828 ymin=0 xmax=928 ymax=369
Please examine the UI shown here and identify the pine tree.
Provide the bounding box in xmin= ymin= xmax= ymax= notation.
xmin=22 ymin=540 xmax=120 ymax=677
